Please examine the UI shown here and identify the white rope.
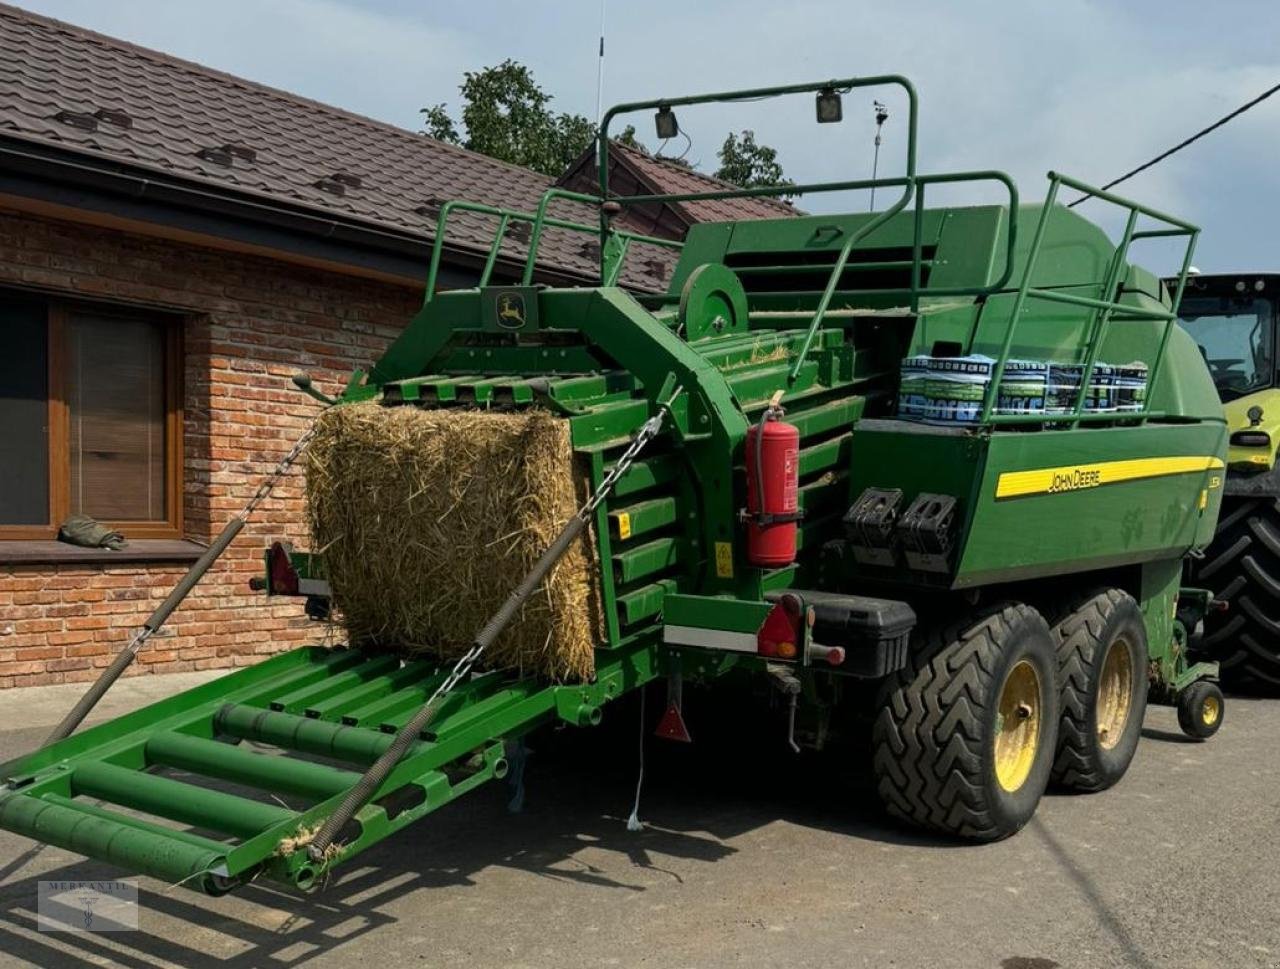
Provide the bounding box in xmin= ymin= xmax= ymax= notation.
xmin=626 ymin=685 xmax=646 ymax=832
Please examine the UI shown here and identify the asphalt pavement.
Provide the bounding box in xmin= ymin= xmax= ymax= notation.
xmin=0 ymin=674 xmax=1276 ymax=969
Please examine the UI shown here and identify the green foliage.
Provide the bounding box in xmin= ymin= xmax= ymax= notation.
xmin=617 ymin=125 xmax=642 ymax=150
xmin=421 ymin=60 xmax=598 ymax=177
xmin=715 ymin=130 xmax=792 ymax=194
xmin=422 ymin=61 xmax=789 ymax=193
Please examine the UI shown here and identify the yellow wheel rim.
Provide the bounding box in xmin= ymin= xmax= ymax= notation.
xmin=994 ymin=660 xmax=1042 ymax=793
xmin=1202 ymin=695 xmax=1221 ymax=726
xmin=1096 ymin=637 xmax=1133 ymax=751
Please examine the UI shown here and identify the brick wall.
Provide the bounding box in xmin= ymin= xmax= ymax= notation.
xmin=0 ymin=207 xmax=421 ymax=687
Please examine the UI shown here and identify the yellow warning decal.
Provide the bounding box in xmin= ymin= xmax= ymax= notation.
xmin=995 ymin=455 xmax=1225 ymax=500
xmin=616 ymin=512 xmax=631 ymax=540
xmin=714 ymin=541 xmax=734 ymax=578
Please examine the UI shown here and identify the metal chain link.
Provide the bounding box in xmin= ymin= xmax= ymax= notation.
xmin=241 ymin=424 xmax=320 ymax=520
xmin=130 ymin=424 xmax=318 ymax=648
xmin=582 ymin=387 xmax=682 ymax=519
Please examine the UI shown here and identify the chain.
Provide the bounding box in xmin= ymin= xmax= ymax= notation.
xmin=114 ymin=424 xmax=319 ymax=649
xmin=241 ymin=425 xmax=320 ymax=521
xmin=582 ymin=387 xmax=681 ymax=520
xmin=125 ymin=627 xmax=152 ymax=656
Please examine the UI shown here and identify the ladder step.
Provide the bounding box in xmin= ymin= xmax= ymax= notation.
xmin=214 ymin=703 xmax=422 ymax=763
xmin=72 ymin=761 xmax=294 ymax=840
xmin=145 ymin=732 xmax=357 ymax=801
xmin=0 ymin=792 xmax=227 ymax=889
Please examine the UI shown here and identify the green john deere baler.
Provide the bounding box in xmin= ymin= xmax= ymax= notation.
xmin=0 ymin=75 xmax=1230 ymax=893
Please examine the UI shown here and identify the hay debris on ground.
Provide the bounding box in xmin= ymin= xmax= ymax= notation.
xmin=305 ymin=402 xmax=602 ymax=681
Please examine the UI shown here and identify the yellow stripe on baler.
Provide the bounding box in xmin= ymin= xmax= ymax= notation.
xmin=995 ymin=455 xmax=1225 ymax=500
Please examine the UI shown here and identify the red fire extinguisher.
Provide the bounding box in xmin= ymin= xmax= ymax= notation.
xmin=744 ymin=391 xmax=801 ymax=567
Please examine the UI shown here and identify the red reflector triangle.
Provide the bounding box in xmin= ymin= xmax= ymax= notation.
xmin=654 ymin=702 xmax=692 ymax=742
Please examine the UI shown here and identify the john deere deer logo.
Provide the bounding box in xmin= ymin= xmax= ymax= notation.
xmin=496 ymin=292 xmax=526 ymax=329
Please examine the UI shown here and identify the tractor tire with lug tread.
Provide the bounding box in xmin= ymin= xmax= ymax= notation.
xmin=1046 ymin=589 xmax=1148 ymax=793
xmin=1192 ymin=496 xmax=1280 ymax=691
xmin=872 ymin=602 xmax=1058 ymax=841
xmin=1176 ymin=680 xmax=1225 ymax=740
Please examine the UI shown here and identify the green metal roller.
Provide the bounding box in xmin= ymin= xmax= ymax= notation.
xmin=0 ymin=793 xmax=228 ymax=890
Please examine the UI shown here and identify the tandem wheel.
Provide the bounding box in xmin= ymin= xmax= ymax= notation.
xmin=1176 ymin=680 xmax=1225 ymax=740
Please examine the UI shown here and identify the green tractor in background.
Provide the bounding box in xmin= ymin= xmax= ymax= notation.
xmin=1176 ymin=273 xmax=1280 ymax=688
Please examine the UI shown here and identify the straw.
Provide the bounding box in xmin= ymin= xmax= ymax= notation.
xmin=304 ymin=403 xmax=601 ymax=681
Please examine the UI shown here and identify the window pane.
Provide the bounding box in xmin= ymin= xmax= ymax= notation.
xmin=0 ymin=298 xmax=50 ymax=525
xmin=66 ymin=313 xmax=167 ymax=522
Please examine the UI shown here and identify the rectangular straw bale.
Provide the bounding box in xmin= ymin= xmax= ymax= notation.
xmin=304 ymin=402 xmax=602 ymax=681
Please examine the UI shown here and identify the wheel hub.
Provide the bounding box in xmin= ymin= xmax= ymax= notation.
xmin=1096 ymin=636 xmax=1134 ymax=751
xmin=1202 ymin=695 xmax=1221 ymax=726
xmin=994 ymin=660 xmax=1042 ymax=792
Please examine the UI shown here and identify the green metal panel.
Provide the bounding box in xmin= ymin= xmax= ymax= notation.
xmin=958 ymin=424 xmax=1226 ymax=584
xmin=663 ymin=594 xmax=772 ymax=635
xmin=845 ymin=419 xmax=1227 ymax=588
xmin=614 ymin=537 xmax=683 ymax=584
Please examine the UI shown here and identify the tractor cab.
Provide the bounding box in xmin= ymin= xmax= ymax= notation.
xmin=1174 ymin=273 xmax=1278 ymax=402
xmin=1171 ymin=273 xmax=1280 ymax=471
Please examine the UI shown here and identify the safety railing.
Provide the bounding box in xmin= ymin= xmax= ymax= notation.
xmin=422 ymin=189 xmax=682 ymax=303
xmin=977 ymin=171 xmax=1199 ymax=426
xmin=597 ymin=76 xmax=1020 ymax=382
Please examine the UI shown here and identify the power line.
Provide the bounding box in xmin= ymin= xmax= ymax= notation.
xmin=1067 ymin=79 xmax=1280 ymax=207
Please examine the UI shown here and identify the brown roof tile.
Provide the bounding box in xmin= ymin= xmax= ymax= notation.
xmin=609 ymin=142 xmax=799 ymax=223
xmin=0 ymin=3 xmax=676 ymax=284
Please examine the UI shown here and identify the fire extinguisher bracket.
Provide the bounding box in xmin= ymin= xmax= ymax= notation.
xmin=738 ymin=508 xmax=805 ymax=526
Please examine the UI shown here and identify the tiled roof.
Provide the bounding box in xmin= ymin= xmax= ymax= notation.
xmin=609 ymin=142 xmax=799 ymax=223
xmin=0 ymin=3 xmax=674 ymax=285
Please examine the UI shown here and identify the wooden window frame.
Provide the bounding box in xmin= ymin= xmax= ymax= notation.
xmin=0 ymin=295 xmax=184 ymax=541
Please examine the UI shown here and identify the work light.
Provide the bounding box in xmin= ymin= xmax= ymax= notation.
xmin=815 ymin=88 xmax=843 ymax=123
xmin=654 ymin=105 xmax=679 ymax=140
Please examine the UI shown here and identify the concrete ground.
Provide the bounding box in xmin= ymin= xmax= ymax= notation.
xmin=0 ymin=674 xmax=1276 ymax=969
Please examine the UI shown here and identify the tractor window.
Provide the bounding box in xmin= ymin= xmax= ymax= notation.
xmin=1177 ymin=295 xmax=1275 ymax=401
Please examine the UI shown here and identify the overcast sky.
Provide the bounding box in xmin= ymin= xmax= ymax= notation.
xmin=16 ymin=0 xmax=1280 ymax=273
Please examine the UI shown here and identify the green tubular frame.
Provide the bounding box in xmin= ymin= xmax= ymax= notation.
xmin=597 ymin=77 xmax=1020 ymax=383
xmin=422 ymin=190 xmax=682 ymax=301
xmin=978 ymin=171 xmax=1199 ymax=426
xmin=0 ymin=642 xmax=665 ymax=893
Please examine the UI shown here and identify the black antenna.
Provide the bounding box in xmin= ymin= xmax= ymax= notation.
xmin=869 ymin=101 xmax=889 ymax=211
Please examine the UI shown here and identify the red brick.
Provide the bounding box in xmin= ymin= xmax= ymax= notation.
xmin=0 ymin=209 xmax=416 ymax=684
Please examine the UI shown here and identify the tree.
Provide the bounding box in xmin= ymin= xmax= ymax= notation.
xmin=616 ymin=125 xmax=642 ymax=150
xmin=422 ymin=62 xmax=790 ymax=191
xmin=715 ymin=130 xmax=792 ymax=194
xmin=421 ymin=60 xmax=598 ymax=177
